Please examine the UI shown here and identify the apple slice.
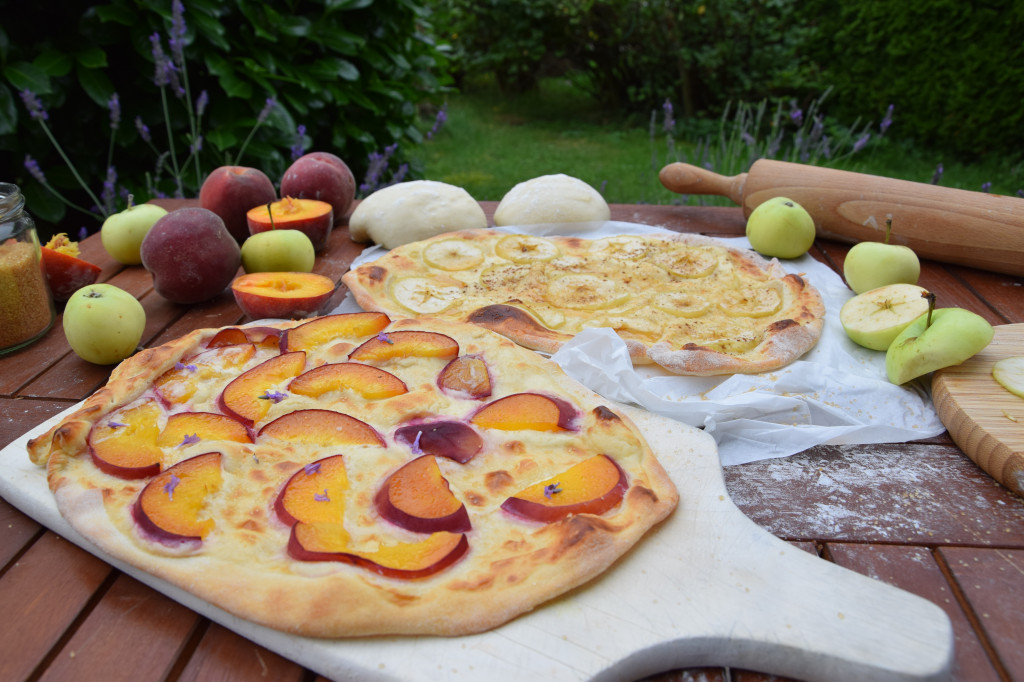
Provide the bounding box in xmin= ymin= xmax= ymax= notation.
xmin=375 ymin=455 xmax=471 ymax=533
xmin=217 ymin=351 xmax=306 ymax=426
xmin=257 ymin=409 xmax=384 ymax=447
xmin=437 ymin=355 xmax=492 ymax=399
xmin=231 ymin=272 xmax=336 ymax=320
xmin=157 ymin=411 xmax=253 ymax=448
xmin=348 ymin=330 xmax=459 ymax=363
xmin=154 ymin=343 xmax=256 ymax=405
xmin=501 ymin=454 xmax=627 ymax=523
xmin=993 ymin=357 xmax=1024 ymax=398
xmin=840 ymin=284 xmax=931 ymax=351
xmin=88 ymin=400 xmax=164 ymax=479
xmin=274 ymin=455 xmax=348 ymax=526
xmin=394 ymin=421 xmax=483 ymax=464
xmin=289 ymin=523 xmax=469 ymax=579
xmin=289 ymin=363 xmax=408 ymax=400
xmin=133 ymin=452 xmax=223 ymax=543
xmin=470 ymin=392 xmax=577 ymax=432
xmin=281 ymin=312 xmax=391 ymax=352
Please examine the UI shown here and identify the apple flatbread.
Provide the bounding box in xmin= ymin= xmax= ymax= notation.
xmin=27 ymin=313 xmax=677 ymax=637
xmin=341 ymin=230 xmax=826 ymax=376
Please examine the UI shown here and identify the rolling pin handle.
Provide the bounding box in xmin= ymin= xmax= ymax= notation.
xmin=659 ymin=162 xmax=746 ymax=205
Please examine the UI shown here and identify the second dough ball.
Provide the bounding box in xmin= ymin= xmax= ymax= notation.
xmin=494 ymin=174 xmax=611 ymax=226
xmin=349 ymin=180 xmax=487 ymax=249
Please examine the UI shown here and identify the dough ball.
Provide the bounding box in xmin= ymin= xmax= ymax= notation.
xmin=349 ymin=180 xmax=487 ymax=248
xmin=493 ymin=174 xmax=611 ymax=226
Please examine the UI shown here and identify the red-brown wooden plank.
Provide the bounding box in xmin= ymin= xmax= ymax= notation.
xmin=939 ymin=546 xmax=1024 ymax=680
xmin=827 ymin=542 xmax=1000 ymax=681
xmin=0 ymin=396 xmax=75 ymax=447
xmin=948 ymin=265 xmax=1024 ymax=324
xmin=176 ymin=622 xmax=306 ymax=682
xmin=0 ymin=497 xmax=41 ymax=569
xmin=0 ymin=532 xmax=112 ymax=681
xmin=40 ymin=573 xmax=201 ymax=682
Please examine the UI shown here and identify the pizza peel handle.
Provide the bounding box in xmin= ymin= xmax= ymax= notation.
xmin=659 ymin=158 xmax=1024 ymax=277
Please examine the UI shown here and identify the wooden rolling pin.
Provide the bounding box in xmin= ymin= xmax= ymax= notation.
xmin=659 ymin=159 xmax=1024 ymax=277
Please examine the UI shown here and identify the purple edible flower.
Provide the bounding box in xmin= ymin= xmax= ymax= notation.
xmin=195 ymin=90 xmax=209 ymax=118
xmin=135 ymin=116 xmax=152 ymax=143
xmin=304 ymin=461 xmax=322 ymax=476
xmin=257 ymin=98 xmax=276 ymax=124
xmin=376 ymin=332 xmax=393 ymax=344
xmin=19 ymin=90 xmax=48 ymax=121
xmin=930 ymin=163 xmax=944 ymax=185
xmin=179 ymin=433 xmax=201 ymax=448
xmin=174 ymin=361 xmax=197 ymax=371
xmin=190 ymin=135 xmax=203 ymax=154
xmin=410 ymin=430 xmax=423 ymax=455
xmin=258 ymin=390 xmax=288 ymax=403
xmin=789 ymin=106 xmax=803 ymax=126
xmin=101 ymin=166 xmax=118 ymax=212
xmin=107 ymin=421 xmax=126 ymax=429
xmin=314 ymin=489 xmax=330 ymax=502
xmin=24 ymin=155 xmax=46 ymax=184
xmin=290 ymin=124 xmax=307 ymax=160
xmin=169 ymin=0 xmax=187 ymax=65
xmin=879 ymin=104 xmax=894 ymax=134
xmin=662 ymin=99 xmax=675 ymax=134
xmin=108 ymin=93 xmax=121 ymax=130
xmin=543 ymin=482 xmax=562 ymax=499
xmin=981 ymin=181 xmax=992 ymax=193
xmin=163 ymin=474 xmax=181 ymax=500
xmin=426 ymin=104 xmax=448 ymax=140
xmin=852 ymin=133 xmax=871 ymax=153
xmin=78 ymin=226 xmax=89 ymax=241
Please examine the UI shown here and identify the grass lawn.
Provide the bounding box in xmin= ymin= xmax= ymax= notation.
xmin=410 ymin=77 xmax=1023 ymax=205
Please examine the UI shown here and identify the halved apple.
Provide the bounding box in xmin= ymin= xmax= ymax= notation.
xmin=289 ymin=523 xmax=469 ymax=579
xmin=348 ymin=330 xmax=459 ymax=363
xmin=89 ymin=400 xmax=164 ymax=479
xmin=375 ymin=455 xmax=470 ymax=533
xmin=471 ymin=392 xmax=577 ymax=432
xmin=231 ymin=272 xmax=335 ymax=320
xmin=394 ymin=421 xmax=483 ymax=464
xmin=289 ymin=363 xmax=408 ymax=400
xmin=437 ymin=355 xmax=492 ymax=399
xmin=274 ymin=455 xmax=348 ymax=526
xmin=501 ymin=454 xmax=627 ymax=523
xmin=154 ymin=343 xmax=256 ymax=406
xmin=156 ymin=411 xmax=253 ymax=448
xmin=280 ymin=312 xmax=390 ymax=353
xmin=133 ymin=452 xmax=223 ymax=543
xmin=257 ymin=409 xmax=384 ymax=447
xmin=217 ymin=351 xmax=306 ymax=426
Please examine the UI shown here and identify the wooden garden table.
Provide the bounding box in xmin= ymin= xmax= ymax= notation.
xmin=1 ymin=201 xmax=1022 ymax=682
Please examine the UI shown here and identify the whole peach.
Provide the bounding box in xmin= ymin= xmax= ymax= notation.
xmin=199 ymin=166 xmax=277 ymax=242
xmin=280 ymin=152 xmax=355 ymax=222
xmin=141 ymin=207 xmax=242 ymax=304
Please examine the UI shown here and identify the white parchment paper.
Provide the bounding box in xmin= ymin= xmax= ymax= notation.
xmin=338 ymin=221 xmax=945 ymax=466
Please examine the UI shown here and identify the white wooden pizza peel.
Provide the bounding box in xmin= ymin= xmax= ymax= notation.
xmin=0 ymin=404 xmax=952 ymax=682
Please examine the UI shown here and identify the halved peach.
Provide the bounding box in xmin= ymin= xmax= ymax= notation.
xmin=288 ymin=363 xmax=407 ymax=400
xmin=257 ymin=409 xmax=384 ymax=447
xmin=348 ymin=330 xmax=459 ymax=363
xmin=501 ymin=455 xmax=627 ymax=523
xmin=470 ymin=393 xmax=577 ymax=432
xmin=289 ymin=524 xmax=469 ymax=579
xmin=231 ymin=272 xmax=335 ymax=320
xmin=154 ymin=343 xmax=257 ymax=406
xmin=246 ymin=196 xmax=334 ymax=252
xmin=40 ymin=233 xmax=101 ymax=301
xmin=280 ymin=312 xmax=391 ymax=353
xmin=274 ymin=455 xmax=348 ymax=526
xmin=89 ymin=400 xmax=164 ymax=479
xmin=394 ymin=421 xmax=483 ymax=464
xmin=156 ymin=411 xmax=253 ymax=448
xmin=133 ymin=452 xmax=223 ymax=543
xmin=217 ymin=351 xmax=306 ymax=427
xmin=437 ymin=355 xmax=492 ymax=399
xmin=375 ymin=455 xmax=470 ymax=533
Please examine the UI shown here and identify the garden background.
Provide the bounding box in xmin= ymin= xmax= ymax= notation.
xmin=2 ymin=0 xmax=1021 ymax=240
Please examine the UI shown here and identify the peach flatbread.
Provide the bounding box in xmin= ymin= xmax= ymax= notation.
xmin=27 ymin=314 xmax=677 ymax=637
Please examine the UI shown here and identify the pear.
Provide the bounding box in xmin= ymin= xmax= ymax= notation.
xmin=839 ymin=283 xmax=931 ymax=351
xmin=844 ymin=217 xmax=920 ymax=294
xmin=745 ymin=196 xmax=816 ymax=259
xmin=885 ymin=293 xmax=994 ymax=384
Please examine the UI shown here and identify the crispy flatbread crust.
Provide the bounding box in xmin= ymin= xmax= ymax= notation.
xmin=342 ymin=230 xmax=826 ymax=376
xmin=27 ymin=316 xmax=677 ymax=637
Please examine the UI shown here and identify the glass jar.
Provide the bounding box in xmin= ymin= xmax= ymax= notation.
xmin=0 ymin=183 xmax=56 ymax=355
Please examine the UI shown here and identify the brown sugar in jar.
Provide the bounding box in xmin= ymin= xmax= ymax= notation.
xmin=0 ymin=183 xmax=55 ymax=354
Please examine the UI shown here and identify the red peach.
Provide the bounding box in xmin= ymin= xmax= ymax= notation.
xmin=280 ymin=152 xmax=355 ymax=222
xmin=199 ymin=166 xmax=278 ymax=242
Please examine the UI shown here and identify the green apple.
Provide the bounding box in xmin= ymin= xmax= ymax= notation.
xmin=63 ymin=283 xmax=146 ymax=365
xmin=840 ymin=283 xmax=931 ymax=351
xmin=885 ymin=296 xmax=994 ymax=384
xmin=101 ymin=200 xmax=169 ymax=264
xmin=240 ymin=229 xmax=315 ymax=274
xmin=992 ymin=356 xmax=1024 ymax=398
xmin=745 ymin=196 xmax=816 ymax=259
xmin=843 ymin=218 xmax=920 ymax=294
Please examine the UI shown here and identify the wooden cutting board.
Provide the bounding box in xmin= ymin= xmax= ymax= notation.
xmin=933 ymin=323 xmax=1024 ymax=497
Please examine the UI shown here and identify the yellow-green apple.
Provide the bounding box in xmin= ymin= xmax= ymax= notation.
xmin=745 ymin=196 xmax=816 ymax=259
xmin=992 ymin=356 xmax=1024 ymax=398
xmin=63 ymin=283 xmax=146 ymax=364
xmin=839 ymin=283 xmax=931 ymax=351
xmin=240 ymin=229 xmax=315 ymax=274
xmin=141 ymin=208 xmax=242 ymax=304
xmin=101 ymin=200 xmax=168 ymax=264
xmin=230 ymin=271 xmax=335 ymax=319
xmin=844 ymin=218 xmax=921 ymax=294
xmin=199 ymin=166 xmax=278 ymax=242
xmin=885 ymin=295 xmax=994 ymax=384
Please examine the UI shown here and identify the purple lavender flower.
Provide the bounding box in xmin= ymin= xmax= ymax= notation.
xmin=78 ymin=226 xmax=89 ymax=241
xmin=135 ymin=116 xmax=152 ymax=143
xmin=24 ymin=155 xmax=46 ymax=184
xmin=543 ymin=482 xmax=562 ymax=499
xmin=314 ymin=489 xmax=330 ymax=502
xmin=163 ymin=474 xmax=181 ymax=500
xmin=304 ymin=461 xmax=322 ymax=476
xmin=789 ymin=106 xmax=803 ymax=126
xmin=410 ymin=430 xmax=424 ymax=455
xmin=190 ymin=135 xmax=203 ymax=154
xmin=151 ymin=33 xmax=170 ymax=87
xmin=19 ymin=90 xmax=48 ymax=121
xmin=879 ymin=104 xmax=894 ymax=134
xmin=258 ymin=389 xmax=288 ymax=403
xmin=426 ymin=104 xmax=448 ymax=140
xmin=107 ymin=420 xmax=126 ymax=429
xmin=852 ymin=133 xmax=871 ymax=153
xmin=178 ymin=433 xmax=201 ymax=448
xmin=108 ymin=93 xmax=121 ymax=130
xmin=101 ymin=166 xmax=118 ymax=212
xmin=981 ymin=181 xmax=992 ymax=193
xmin=257 ymin=98 xmax=276 ymax=124
xmin=662 ymin=99 xmax=675 ymax=134
xmin=376 ymin=331 xmax=393 ymax=344
xmin=290 ymin=124 xmax=307 ymax=160
xmin=391 ymin=163 xmax=409 ymax=185
xmin=1017 ymin=189 xmax=1024 ymax=199
xmin=169 ymin=0 xmax=187 ymax=65
xmin=174 ymin=361 xmax=197 ymax=371
xmin=931 ymin=163 xmax=944 ymax=185
xmin=195 ymin=90 xmax=209 ymax=118
xmin=741 ymin=132 xmax=756 ymax=146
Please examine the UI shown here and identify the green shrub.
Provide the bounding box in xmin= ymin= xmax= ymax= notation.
xmin=0 ymin=0 xmax=450 ymax=229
